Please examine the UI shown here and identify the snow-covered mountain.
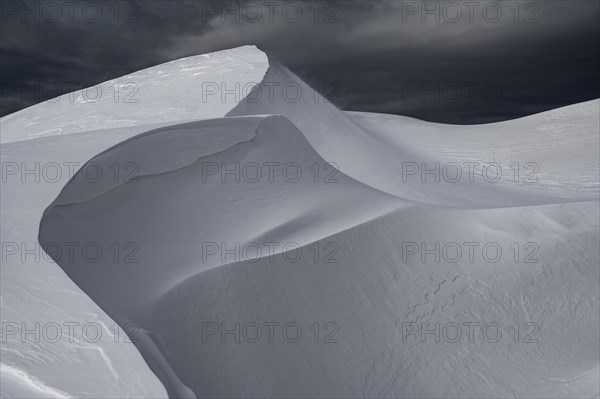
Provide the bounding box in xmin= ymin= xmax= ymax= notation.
xmin=3 ymin=45 xmax=599 ymax=398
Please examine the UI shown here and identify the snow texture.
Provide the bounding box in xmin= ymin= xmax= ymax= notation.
xmin=2 ymin=45 xmax=599 ymax=398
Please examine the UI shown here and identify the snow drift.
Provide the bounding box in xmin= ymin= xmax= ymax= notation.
xmin=8 ymin=44 xmax=600 ymax=398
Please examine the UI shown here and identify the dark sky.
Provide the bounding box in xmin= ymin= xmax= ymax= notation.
xmin=1 ymin=0 xmax=599 ymax=123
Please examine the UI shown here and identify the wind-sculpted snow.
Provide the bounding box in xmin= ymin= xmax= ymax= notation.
xmin=228 ymin=61 xmax=599 ymax=207
xmin=5 ymin=45 xmax=599 ymax=398
xmin=39 ymin=114 xmax=408 ymax=397
xmin=40 ymin=114 xmax=406 ymax=288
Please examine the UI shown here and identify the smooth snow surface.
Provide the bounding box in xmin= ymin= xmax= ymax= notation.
xmin=3 ymin=45 xmax=599 ymax=398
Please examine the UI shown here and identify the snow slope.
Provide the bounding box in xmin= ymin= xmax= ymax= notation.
xmin=3 ymin=44 xmax=599 ymax=398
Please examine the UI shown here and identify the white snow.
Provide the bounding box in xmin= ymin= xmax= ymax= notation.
xmin=2 ymin=45 xmax=599 ymax=398
xmin=0 ymin=363 xmax=72 ymax=399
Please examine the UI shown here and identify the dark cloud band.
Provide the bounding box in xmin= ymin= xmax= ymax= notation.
xmin=1 ymin=0 xmax=598 ymax=122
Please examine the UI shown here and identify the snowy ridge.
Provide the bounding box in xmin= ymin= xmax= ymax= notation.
xmin=228 ymin=60 xmax=599 ymax=208
xmin=0 ymin=45 xmax=268 ymax=144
